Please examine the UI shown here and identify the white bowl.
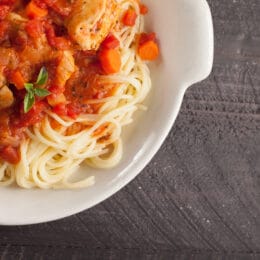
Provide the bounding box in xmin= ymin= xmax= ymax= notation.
xmin=0 ymin=0 xmax=213 ymax=225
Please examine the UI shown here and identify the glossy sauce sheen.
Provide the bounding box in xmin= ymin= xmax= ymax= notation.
xmin=0 ymin=0 xmax=114 ymax=164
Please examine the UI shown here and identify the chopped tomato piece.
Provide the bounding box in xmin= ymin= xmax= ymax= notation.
xmin=0 ymin=146 xmax=20 ymax=165
xmin=42 ymin=0 xmax=71 ymax=16
xmin=0 ymin=5 xmax=10 ymax=20
xmin=13 ymin=31 xmax=28 ymax=52
xmin=101 ymin=34 xmax=120 ymax=49
xmin=122 ymin=8 xmax=137 ymax=26
xmin=52 ymin=37 xmax=71 ymax=50
xmin=67 ymin=103 xmax=81 ymax=119
xmin=25 ymin=19 xmax=43 ymax=38
xmin=49 ymin=85 xmax=65 ymax=94
xmin=52 ymin=0 xmax=72 ymax=17
xmin=52 ymin=103 xmax=67 ymax=116
xmin=45 ymin=23 xmax=58 ymax=44
xmin=0 ymin=0 xmax=15 ymax=5
xmin=139 ymin=32 xmax=156 ymax=45
xmin=140 ymin=4 xmax=148 ymax=15
xmin=81 ymin=50 xmax=97 ymax=57
xmin=45 ymin=24 xmax=71 ymax=50
xmin=33 ymin=0 xmax=48 ymax=9
xmin=18 ymin=101 xmax=47 ymax=127
xmin=0 ymin=20 xmax=9 ymax=39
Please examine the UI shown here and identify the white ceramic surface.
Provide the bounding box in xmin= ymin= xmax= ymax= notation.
xmin=0 ymin=0 xmax=214 ymax=225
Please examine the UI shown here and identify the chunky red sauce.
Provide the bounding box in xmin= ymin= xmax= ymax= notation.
xmin=0 ymin=0 xmax=118 ymax=164
xmin=0 ymin=0 xmax=157 ymax=164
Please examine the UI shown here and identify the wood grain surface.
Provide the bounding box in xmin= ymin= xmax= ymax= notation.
xmin=1 ymin=0 xmax=260 ymax=259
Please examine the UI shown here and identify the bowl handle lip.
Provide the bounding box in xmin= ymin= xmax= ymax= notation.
xmin=184 ymin=0 xmax=214 ymax=89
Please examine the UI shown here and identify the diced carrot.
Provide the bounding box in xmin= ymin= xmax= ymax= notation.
xmin=99 ymin=48 xmax=121 ymax=74
xmin=101 ymin=34 xmax=120 ymax=49
xmin=10 ymin=70 xmax=26 ymax=90
xmin=140 ymin=4 xmax=148 ymax=15
xmin=122 ymin=8 xmax=137 ymax=26
xmin=138 ymin=40 xmax=159 ymax=61
xmin=26 ymin=1 xmax=48 ymax=19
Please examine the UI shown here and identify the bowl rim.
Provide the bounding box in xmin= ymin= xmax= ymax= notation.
xmin=0 ymin=0 xmax=214 ymax=226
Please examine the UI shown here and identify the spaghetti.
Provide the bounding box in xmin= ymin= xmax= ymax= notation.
xmin=0 ymin=0 xmax=158 ymax=189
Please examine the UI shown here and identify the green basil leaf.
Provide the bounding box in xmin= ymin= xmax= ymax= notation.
xmin=36 ymin=67 xmax=48 ymax=86
xmin=24 ymin=83 xmax=34 ymax=91
xmin=34 ymin=88 xmax=51 ymax=97
xmin=28 ymin=90 xmax=34 ymax=99
xmin=24 ymin=92 xmax=35 ymax=113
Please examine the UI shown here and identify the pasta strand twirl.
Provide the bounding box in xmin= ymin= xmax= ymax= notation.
xmin=0 ymin=0 xmax=155 ymax=189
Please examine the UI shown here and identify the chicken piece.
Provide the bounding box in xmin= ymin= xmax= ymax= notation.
xmin=66 ymin=0 xmax=119 ymax=51
xmin=0 ymin=69 xmax=6 ymax=87
xmin=55 ymin=50 xmax=76 ymax=87
xmin=0 ymin=48 xmax=18 ymax=69
xmin=0 ymin=85 xmax=14 ymax=110
xmin=0 ymin=68 xmax=13 ymax=110
xmin=8 ymin=12 xmax=28 ymax=23
xmin=20 ymin=35 xmax=53 ymax=65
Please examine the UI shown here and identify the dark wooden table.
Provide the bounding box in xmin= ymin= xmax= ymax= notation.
xmin=1 ymin=1 xmax=260 ymax=259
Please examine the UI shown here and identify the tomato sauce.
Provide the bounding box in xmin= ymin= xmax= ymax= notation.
xmin=0 ymin=0 xmax=116 ymax=164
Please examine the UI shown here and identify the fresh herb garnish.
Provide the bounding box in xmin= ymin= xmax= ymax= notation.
xmin=24 ymin=67 xmax=50 ymax=113
xmin=36 ymin=66 xmax=48 ymax=86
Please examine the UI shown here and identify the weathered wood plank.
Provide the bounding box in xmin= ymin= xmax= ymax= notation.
xmin=0 ymin=246 xmax=259 ymax=260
